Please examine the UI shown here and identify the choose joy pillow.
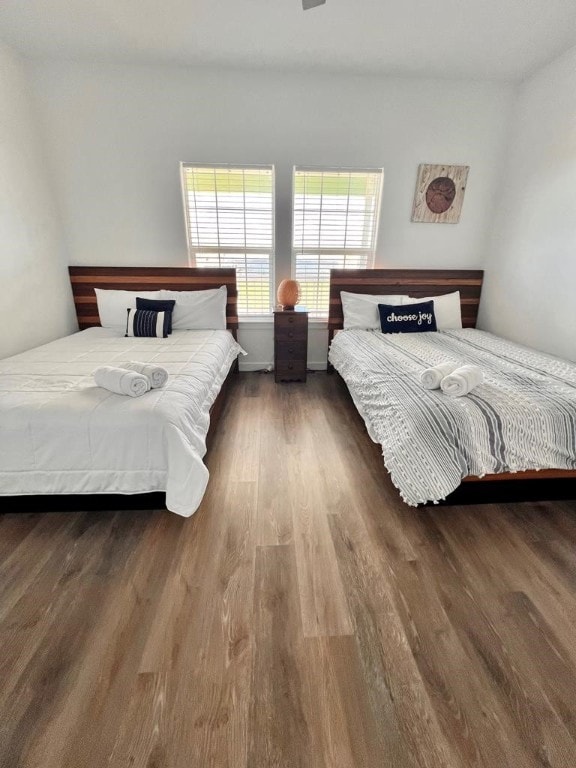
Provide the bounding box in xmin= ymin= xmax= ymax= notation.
xmin=378 ymin=300 xmax=437 ymax=334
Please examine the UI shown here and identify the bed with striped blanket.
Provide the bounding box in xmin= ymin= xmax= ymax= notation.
xmin=328 ymin=328 xmax=576 ymax=505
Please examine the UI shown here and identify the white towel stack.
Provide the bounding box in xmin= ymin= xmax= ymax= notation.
xmin=123 ymin=361 xmax=169 ymax=389
xmin=93 ymin=366 xmax=150 ymax=398
xmin=420 ymin=362 xmax=459 ymax=390
xmin=440 ymin=365 xmax=483 ymax=397
xmin=93 ymin=361 xmax=169 ymax=397
xmin=421 ymin=361 xmax=483 ymax=397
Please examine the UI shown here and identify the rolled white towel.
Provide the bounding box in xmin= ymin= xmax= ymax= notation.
xmin=94 ymin=366 xmax=150 ymax=397
xmin=440 ymin=365 xmax=483 ymax=397
xmin=420 ymin=361 xmax=459 ymax=390
xmin=123 ymin=360 xmax=168 ymax=389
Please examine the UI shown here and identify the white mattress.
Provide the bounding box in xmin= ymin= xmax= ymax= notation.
xmin=0 ymin=328 xmax=244 ymax=516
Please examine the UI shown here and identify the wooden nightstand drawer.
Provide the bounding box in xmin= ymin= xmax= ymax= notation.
xmin=275 ymin=362 xmax=307 ymax=381
xmin=274 ymin=313 xmax=308 ymax=342
xmin=274 ymin=312 xmax=304 ymax=326
xmin=275 ymin=325 xmax=307 ymax=342
xmin=276 ymin=341 xmax=307 ymax=360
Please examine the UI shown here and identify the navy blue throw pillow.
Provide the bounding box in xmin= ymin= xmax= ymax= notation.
xmin=125 ymin=308 xmax=171 ymax=338
xmin=136 ymin=297 xmax=176 ymax=334
xmin=378 ymin=300 xmax=437 ymax=334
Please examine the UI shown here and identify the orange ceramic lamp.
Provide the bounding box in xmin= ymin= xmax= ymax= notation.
xmin=277 ymin=279 xmax=300 ymax=310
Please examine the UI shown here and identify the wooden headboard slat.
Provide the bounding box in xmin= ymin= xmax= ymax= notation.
xmin=327 ymin=269 xmax=484 ymax=343
xmin=70 ymin=275 xmax=232 ymax=285
xmin=329 ymin=295 xmax=479 ymax=305
xmin=69 ymin=267 xmax=239 ymax=339
xmin=71 ymin=286 xmax=238 ymax=301
xmin=330 ymin=278 xmax=482 ymax=287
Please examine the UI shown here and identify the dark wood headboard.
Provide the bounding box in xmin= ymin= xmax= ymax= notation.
xmin=328 ymin=268 xmax=484 ymax=346
xmin=69 ymin=267 xmax=239 ymax=339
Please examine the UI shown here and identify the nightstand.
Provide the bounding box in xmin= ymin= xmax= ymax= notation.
xmin=274 ymin=310 xmax=308 ymax=382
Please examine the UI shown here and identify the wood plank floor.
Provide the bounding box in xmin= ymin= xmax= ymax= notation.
xmin=2 ymin=372 xmax=576 ymax=768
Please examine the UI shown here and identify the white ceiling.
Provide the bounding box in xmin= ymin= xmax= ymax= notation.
xmin=1 ymin=0 xmax=575 ymax=80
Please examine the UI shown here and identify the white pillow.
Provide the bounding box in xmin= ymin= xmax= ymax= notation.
xmin=341 ymin=291 xmax=408 ymax=331
xmin=404 ymin=291 xmax=462 ymax=330
xmin=159 ymin=286 xmax=227 ymax=330
xmin=94 ymin=289 xmax=161 ymax=328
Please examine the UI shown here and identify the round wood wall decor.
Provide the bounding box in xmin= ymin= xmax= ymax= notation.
xmin=425 ymin=176 xmax=456 ymax=214
xmin=411 ymin=164 xmax=469 ymax=224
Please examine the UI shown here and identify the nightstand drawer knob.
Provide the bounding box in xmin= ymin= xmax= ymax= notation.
xmin=288 ymin=331 xmax=294 ymax=338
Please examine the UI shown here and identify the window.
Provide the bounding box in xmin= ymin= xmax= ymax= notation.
xmin=292 ymin=166 xmax=384 ymax=317
xmin=181 ymin=164 xmax=275 ymax=315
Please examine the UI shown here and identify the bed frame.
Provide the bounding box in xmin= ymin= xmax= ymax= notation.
xmin=327 ymin=268 xmax=576 ymax=494
xmin=69 ymin=266 xmax=240 ymax=447
xmin=1 ymin=267 xmax=241 ymax=514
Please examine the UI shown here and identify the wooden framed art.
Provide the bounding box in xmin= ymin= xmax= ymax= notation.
xmin=411 ymin=163 xmax=469 ymax=223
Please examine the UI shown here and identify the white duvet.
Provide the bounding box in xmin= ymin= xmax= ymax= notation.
xmin=0 ymin=328 xmax=244 ymax=516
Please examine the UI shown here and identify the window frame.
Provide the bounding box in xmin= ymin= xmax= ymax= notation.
xmin=291 ymin=165 xmax=384 ymax=318
xmin=180 ymin=162 xmax=276 ymax=317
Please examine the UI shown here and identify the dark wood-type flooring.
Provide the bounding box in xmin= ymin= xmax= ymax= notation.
xmin=2 ymin=372 xmax=576 ymax=768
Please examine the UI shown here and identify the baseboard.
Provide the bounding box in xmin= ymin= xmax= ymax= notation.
xmin=239 ymin=361 xmax=328 ymax=372
xmin=239 ymin=362 xmax=273 ymax=372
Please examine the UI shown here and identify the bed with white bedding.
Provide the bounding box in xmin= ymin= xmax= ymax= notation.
xmin=0 ymin=328 xmax=243 ymax=516
xmin=329 ymin=328 xmax=576 ymax=505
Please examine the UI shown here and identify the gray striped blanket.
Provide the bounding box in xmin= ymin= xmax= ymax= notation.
xmin=329 ymin=329 xmax=576 ymax=505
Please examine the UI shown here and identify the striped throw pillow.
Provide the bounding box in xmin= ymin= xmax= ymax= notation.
xmin=125 ymin=308 xmax=171 ymax=338
xmin=136 ymin=297 xmax=176 ymax=333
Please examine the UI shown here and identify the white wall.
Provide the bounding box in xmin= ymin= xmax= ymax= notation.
xmin=28 ymin=61 xmax=513 ymax=367
xmin=0 ymin=45 xmax=76 ymax=359
xmin=479 ymin=45 xmax=576 ymax=362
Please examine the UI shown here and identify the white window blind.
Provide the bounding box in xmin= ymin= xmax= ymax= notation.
xmin=292 ymin=167 xmax=384 ymax=317
xmin=181 ymin=163 xmax=275 ymax=315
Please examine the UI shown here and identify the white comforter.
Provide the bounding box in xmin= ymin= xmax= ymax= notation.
xmin=0 ymin=328 xmax=243 ymax=516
